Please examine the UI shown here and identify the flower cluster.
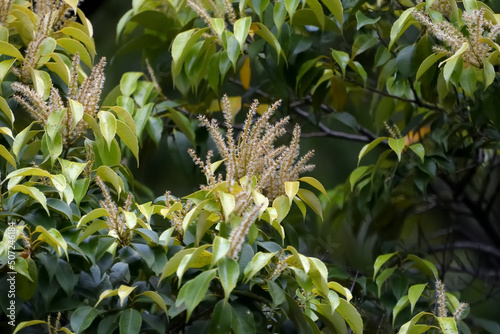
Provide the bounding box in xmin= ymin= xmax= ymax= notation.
xmin=96 ymin=176 xmax=133 ymax=246
xmin=190 ymin=95 xmax=314 ymax=201
xmin=164 ymin=191 xmax=193 ymax=237
xmin=186 ymin=0 xmax=236 ymax=39
xmin=413 ymin=8 xmax=500 ymax=68
xmin=13 ymin=53 xmax=106 ymax=148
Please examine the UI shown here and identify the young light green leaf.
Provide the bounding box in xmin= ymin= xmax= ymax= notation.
xmin=0 ymin=40 xmax=25 ymax=60
xmin=96 ymin=165 xmax=124 ymax=195
xmin=116 ymin=119 xmax=139 ymax=164
xmin=389 ymin=137 xmax=406 ymax=161
xmin=118 ymin=285 xmax=136 ymax=307
xmin=10 ymin=185 xmax=49 ymax=215
xmin=212 ymin=236 xmax=231 ymax=266
xmin=98 ymin=110 xmax=117 ymax=150
xmin=336 ymin=298 xmax=363 ymax=334
xmin=409 ymin=143 xmax=425 ymax=163
xmin=234 ymin=17 xmax=251 ymax=49
xmin=297 ymin=188 xmax=323 ymax=220
xmin=406 ymin=254 xmax=438 ymax=279
xmin=373 ymin=252 xmax=398 ymax=280
xmin=321 ymin=0 xmax=343 ymax=26
xmin=243 ymin=252 xmax=276 ymax=283
xmin=416 ymin=53 xmax=446 ymax=81
xmin=393 ymin=295 xmax=410 ymax=325
xmin=13 ymin=321 xmax=47 ymax=334
xmin=139 ymin=291 xmax=168 ymax=314
xmin=349 ymin=165 xmax=371 ymax=191
xmin=358 ymin=137 xmax=388 ymax=164
xmin=376 ymin=266 xmax=397 ymax=297
xmin=0 ymin=144 xmax=16 ymax=168
xmin=120 ymin=72 xmax=143 ymax=97
xmin=440 ymin=43 xmax=468 ymax=84
xmin=389 ymin=4 xmax=425 ymax=50
xmin=77 ymin=208 xmax=109 ymax=228
xmin=409 ymin=284 xmax=427 ymax=314
xmin=437 ymin=317 xmax=458 ymax=334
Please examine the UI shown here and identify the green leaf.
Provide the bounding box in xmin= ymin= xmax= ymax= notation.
xmin=352 ymin=34 xmax=378 ymax=59
xmin=376 ymin=266 xmax=397 ymax=297
xmin=56 ymin=260 xmax=76 ymax=296
xmin=77 ymin=208 xmax=109 ymax=228
xmin=243 ymin=251 xmax=276 ymax=283
xmin=299 ymin=176 xmax=328 ymax=198
xmin=212 ymin=236 xmax=231 ymax=266
xmin=389 ymin=137 xmax=406 ymax=161
xmin=10 ymin=185 xmax=49 ymax=215
xmin=177 ymin=269 xmax=217 ymax=321
xmin=218 ymin=257 xmax=239 ymax=302
xmin=95 ymin=289 xmax=119 ymax=308
xmin=440 ymin=43 xmax=468 ymax=84
xmin=176 ymin=246 xmax=212 ymax=282
xmin=284 ymin=181 xmax=299 ymax=204
xmin=297 ymin=188 xmax=323 ymax=220
xmin=321 ymin=0 xmax=343 ymax=26
xmin=234 ymin=17 xmax=251 ymax=50
xmin=253 ymin=23 xmax=283 ymax=61
xmin=398 ymin=312 xmax=435 ymax=334
xmin=219 ymin=191 xmax=235 ymax=222
xmin=77 ymin=219 xmax=108 ymax=244
xmin=267 ymin=279 xmax=286 ymax=307
xmin=70 ymin=306 xmax=99 ymax=334
xmin=416 ymin=53 xmax=446 ymax=81
xmin=358 ymin=137 xmax=388 ymax=165
xmin=463 ymin=0 xmax=478 ymax=12
xmin=160 ymin=247 xmax=208 ymax=281
xmin=118 ymin=285 xmax=136 ymax=307
xmin=0 ymin=40 xmax=25 ymax=60
xmin=409 ymin=143 xmax=425 ymax=163
xmin=409 ymin=284 xmax=427 ymax=314
xmin=406 ymin=254 xmax=438 ymax=279
xmin=373 ymin=252 xmax=398 ymax=280
xmin=393 ymin=295 xmax=410 ymax=325
xmin=349 ymin=165 xmax=371 ymax=191
xmin=484 ymin=57 xmax=496 ymax=89
xmin=35 ymin=226 xmax=68 ymax=258
xmin=336 ymin=298 xmax=363 ymax=334
xmin=60 ymin=26 xmax=96 ymax=56
xmin=0 ymin=144 xmax=16 ymax=168
xmin=209 ymin=300 xmax=233 ymax=334
xmin=14 ymin=321 xmax=47 ymax=334
xmin=0 ymin=58 xmax=16 ymax=81
xmin=63 ymin=0 xmax=79 ymax=10
xmin=59 ymin=158 xmax=86 ymax=186
xmin=116 ymin=120 xmax=139 ymax=163
xmin=389 ymin=4 xmax=425 ymax=50
xmin=120 ymin=72 xmax=143 ymax=97
xmin=356 ymin=11 xmax=380 ymax=30
xmin=285 ymin=0 xmax=301 ymax=23
xmin=139 ymin=291 xmax=168 ymax=314
xmin=119 ymin=309 xmax=142 ymax=334
xmin=171 ymin=28 xmax=210 ymax=76
xmin=96 ymin=165 xmax=124 ymax=195
xmin=331 ymin=49 xmax=350 ymax=78
xmin=99 ymin=110 xmax=117 ymax=150
xmin=165 ymin=108 xmax=195 ymax=145
xmin=437 ymin=317 xmax=458 ymax=334
xmin=0 ymin=96 xmax=14 ymax=125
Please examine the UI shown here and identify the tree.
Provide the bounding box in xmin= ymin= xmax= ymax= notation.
xmin=0 ymin=0 xmax=499 ymax=333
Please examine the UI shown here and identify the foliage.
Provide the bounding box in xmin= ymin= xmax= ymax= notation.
xmin=2 ymin=0 xmax=500 ymax=333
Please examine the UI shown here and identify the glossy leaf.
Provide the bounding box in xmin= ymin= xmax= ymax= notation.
xmin=218 ymin=257 xmax=239 ymax=302
xmin=177 ymin=269 xmax=217 ymax=321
